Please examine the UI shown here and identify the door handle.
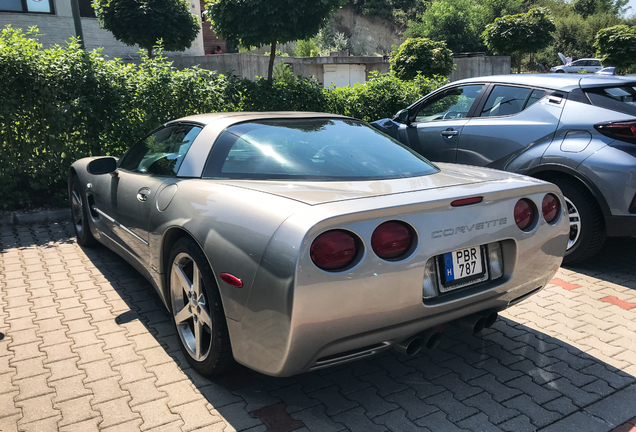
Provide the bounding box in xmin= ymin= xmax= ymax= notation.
xmin=441 ymin=128 xmax=459 ymax=138
xmin=137 ymin=187 xmax=151 ymax=202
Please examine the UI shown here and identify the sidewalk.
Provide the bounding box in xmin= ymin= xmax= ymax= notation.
xmin=1 ymin=220 xmax=635 ymax=431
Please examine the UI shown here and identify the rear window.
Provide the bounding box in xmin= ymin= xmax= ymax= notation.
xmin=585 ymin=85 xmax=636 ymax=116
xmin=202 ymin=118 xmax=438 ymax=181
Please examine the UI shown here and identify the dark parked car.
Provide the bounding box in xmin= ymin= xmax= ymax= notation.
xmin=372 ymin=74 xmax=636 ymax=264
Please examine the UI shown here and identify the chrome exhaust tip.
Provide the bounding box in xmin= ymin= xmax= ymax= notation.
xmin=455 ymin=314 xmax=487 ymax=335
xmin=484 ymin=311 xmax=498 ymax=328
xmin=394 ymin=336 xmax=424 ymax=356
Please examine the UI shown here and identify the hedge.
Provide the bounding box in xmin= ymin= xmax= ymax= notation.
xmin=0 ymin=26 xmax=447 ymax=211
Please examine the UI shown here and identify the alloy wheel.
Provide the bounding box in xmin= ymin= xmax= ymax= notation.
xmin=564 ymin=196 xmax=581 ymax=250
xmin=170 ymin=252 xmax=213 ymax=361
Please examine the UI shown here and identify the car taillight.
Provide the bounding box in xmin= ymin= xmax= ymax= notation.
xmin=542 ymin=193 xmax=560 ymax=223
xmin=514 ymin=199 xmax=535 ymax=231
xmin=310 ymin=230 xmax=358 ymax=271
xmin=595 ymin=121 xmax=636 ymax=144
xmin=371 ymin=221 xmax=413 ymax=260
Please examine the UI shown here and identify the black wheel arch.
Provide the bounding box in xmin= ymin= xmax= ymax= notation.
xmin=526 ymin=164 xmax=611 ymax=221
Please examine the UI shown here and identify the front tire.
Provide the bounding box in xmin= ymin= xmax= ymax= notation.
xmin=552 ymin=178 xmax=606 ymax=264
xmin=168 ymin=237 xmax=233 ymax=376
xmin=70 ymin=175 xmax=96 ymax=246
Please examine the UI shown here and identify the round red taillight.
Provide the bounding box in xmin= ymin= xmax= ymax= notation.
xmin=514 ymin=199 xmax=535 ymax=231
xmin=542 ymin=193 xmax=560 ymax=223
xmin=371 ymin=221 xmax=413 ymax=260
xmin=310 ymin=230 xmax=358 ymax=271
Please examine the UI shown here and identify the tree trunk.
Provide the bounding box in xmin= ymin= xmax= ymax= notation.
xmin=147 ymin=47 xmax=153 ymax=59
xmin=267 ymin=41 xmax=276 ymax=81
xmin=517 ymin=54 xmax=522 ymax=74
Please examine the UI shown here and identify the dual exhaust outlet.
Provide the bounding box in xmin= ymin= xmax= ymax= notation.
xmin=394 ymin=311 xmax=498 ymax=357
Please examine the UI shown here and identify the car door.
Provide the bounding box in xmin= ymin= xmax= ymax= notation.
xmin=456 ymin=85 xmax=565 ymax=171
xmin=395 ymin=84 xmax=486 ymax=162
xmin=585 ymin=60 xmax=602 ymax=73
xmin=92 ymin=123 xmax=202 ymax=266
xmin=567 ymin=60 xmax=587 ymax=73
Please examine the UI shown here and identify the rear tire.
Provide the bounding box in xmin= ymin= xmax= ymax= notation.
xmin=552 ymin=177 xmax=605 ymax=264
xmin=69 ymin=175 xmax=96 ymax=246
xmin=168 ymin=237 xmax=234 ymax=376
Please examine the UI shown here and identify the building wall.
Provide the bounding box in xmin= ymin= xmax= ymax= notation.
xmin=0 ymin=0 xmax=204 ymax=58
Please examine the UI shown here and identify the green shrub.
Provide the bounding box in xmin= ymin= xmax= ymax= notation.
xmin=0 ymin=26 xmax=446 ymax=211
xmin=390 ymin=38 xmax=454 ymax=80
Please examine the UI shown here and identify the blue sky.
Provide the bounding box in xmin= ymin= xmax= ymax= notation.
xmin=626 ymin=0 xmax=636 ymax=17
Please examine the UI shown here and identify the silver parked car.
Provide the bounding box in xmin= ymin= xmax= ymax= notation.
xmin=69 ymin=112 xmax=568 ymax=377
xmin=372 ymin=74 xmax=636 ymax=264
xmin=550 ymin=58 xmax=603 ymax=74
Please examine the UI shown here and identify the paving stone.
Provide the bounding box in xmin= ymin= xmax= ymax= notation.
xmin=58 ymin=417 xmax=101 ymax=432
xmin=56 ymin=395 xmax=100 ymax=427
xmin=322 ymin=367 xmax=370 ymax=395
xmin=467 ymin=373 xmax=522 ymax=403
xmin=396 ymin=372 xmax=445 ymax=400
xmin=542 ymin=396 xmax=578 ymax=417
xmin=306 ymin=385 xmax=358 ymax=416
xmin=424 ymin=390 xmax=478 ymax=423
xmin=345 ymin=386 xmax=399 ymax=418
xmin=384 ymin=389 xmax=438 ymax=421
xmin=270 ymin=383 xmax=321 ymax=414
xmin=15 ymin=394 xmax=61 ymax=425
xmin=456 ymin=413 xmax=505 ymax=432
xmin=13 ymin=373 xmax=55 ymax=401
xmin=502 ymin=395 xmax=561 ymax=428
xmin=580 ymin=363 xmax=636 ymax=390
xmin=431 ymin=373 xmax=482 ymax=401
xmin=373 ymin=409 xmax=432 ymax=432
xmin=416 ymin=410 xmax=472 ymax=432
xmin=215 ymin=402 xmax=263 ymax=431
xmin=463 ymin=392 xmax=519 ymax=424
xmin=171 ymin=400 xmax=223 ymax=432
xmin=498 ymin=414 xmax=537 ymax=432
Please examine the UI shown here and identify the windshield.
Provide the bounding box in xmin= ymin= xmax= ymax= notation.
xmin=202 ymin=118 xmax=438 ymax=181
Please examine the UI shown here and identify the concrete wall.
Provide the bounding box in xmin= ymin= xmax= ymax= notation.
xmin=0 ymin=0 xmax=204 ymax=58
xmin=450 ymin=55 xmax=511 ymax=82
xmin=173 ymin=53 xmax=390 ymax=86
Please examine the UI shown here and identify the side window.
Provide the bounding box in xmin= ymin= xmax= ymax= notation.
xmin=589 ymin=60 xmax=601 ymax=67
xmin=524 ymin=89 xmax=548 ymax=109
xmin=119 ymin=124 xmax=202 ymax=176
xmin=480 ymin=85 xmax=533 ymax=117
xmin=0 ymin=0 xmax=55 ymax=12
xmin=414 ymin=84 xmax=484 ymax=122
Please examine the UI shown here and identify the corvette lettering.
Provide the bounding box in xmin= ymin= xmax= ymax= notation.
xmin=432 ymin=218 xmax=508 ymax=239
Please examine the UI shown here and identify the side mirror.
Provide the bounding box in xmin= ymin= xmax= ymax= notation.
xmin=88 ymin=157 xmax=117 ymax=175
xmin=394 ymin=109 xmax=410 ymax=124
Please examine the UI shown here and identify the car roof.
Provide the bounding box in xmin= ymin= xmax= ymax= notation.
xmin=170 ymin=111 xmax=353 ymax=126
xmin=452 ymin=74 xmax=636 ymax=91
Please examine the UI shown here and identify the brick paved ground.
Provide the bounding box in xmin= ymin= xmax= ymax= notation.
xmin=1 ymin=221 xmax=635 ymax=432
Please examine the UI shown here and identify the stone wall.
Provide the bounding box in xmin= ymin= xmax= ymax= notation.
xmin=450 ymin=54 xmax=511 ymax=82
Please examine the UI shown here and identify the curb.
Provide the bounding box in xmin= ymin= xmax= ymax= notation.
xmin=0 ymin=208 xmax=69 ymax=226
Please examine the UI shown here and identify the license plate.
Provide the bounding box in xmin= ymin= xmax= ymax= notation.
xmin=439 ymin=246 xmax=488 ymax=292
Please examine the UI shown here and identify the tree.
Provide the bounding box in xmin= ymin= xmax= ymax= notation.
xmin=594 ymin=24 xmax=636 ymax=73
xmin=482 ymin=7 xmax=556 ymax=73
xmin=206 ymin=0 xmax=345 ymax=81
xmin=390 ymin=38 xmax=454 ymax=80
xmin=405 ymin=0 xmax=485 ymax=53
xmin=93 ymin=0 xmax=199 ymax=58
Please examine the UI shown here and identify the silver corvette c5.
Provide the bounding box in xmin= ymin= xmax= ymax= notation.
xmin=69 ymin=112 xmax=568 ymax=377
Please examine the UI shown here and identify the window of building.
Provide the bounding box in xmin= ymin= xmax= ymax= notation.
xmin=0 ymin=0 xmax=55 ymax=13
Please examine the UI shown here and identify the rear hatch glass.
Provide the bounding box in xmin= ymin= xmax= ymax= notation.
xmin=585 ymin=85 xmax=636 ymax=116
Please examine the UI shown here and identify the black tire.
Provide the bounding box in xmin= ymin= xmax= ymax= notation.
xmin=168 ymin=237 xmax=233 ymax=376
xmin=552 ymin=177 xmax=606 ymax=265
xmin=69 ymin=175 xmax=96 ymax=246
xmin=555 ymin=69 xmax=565 ymax=73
